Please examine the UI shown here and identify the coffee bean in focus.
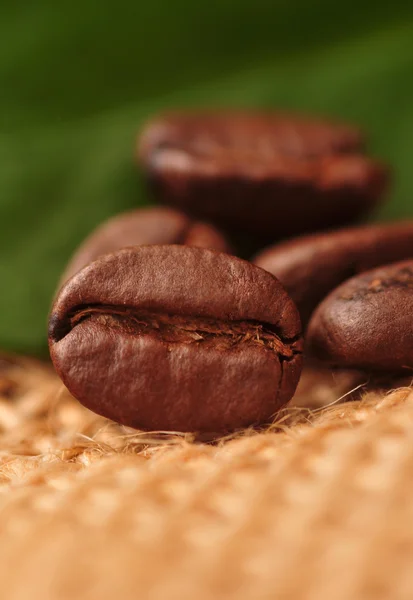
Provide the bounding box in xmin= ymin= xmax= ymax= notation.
xmin=49 ymin=246 xmax=303 ymax=434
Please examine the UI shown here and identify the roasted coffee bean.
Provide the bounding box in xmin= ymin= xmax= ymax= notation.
xmin=62 ymin=206 xmax=231 ymax=283
xmin=139 ymin=111 xmax=365 ymax=162
xmin=307 ymin=260 xmax=413 ymax=371
xmin=254 ymin=221 xmax=413 ymax=326
xmin=137 ymin=111 xmax=389 ymax=238
xmin=49 ymin=246 xmax=303 ymax=433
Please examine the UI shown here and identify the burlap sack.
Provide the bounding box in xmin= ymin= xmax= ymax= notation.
xmin=0 ymin=353 xmax=413 ymax=600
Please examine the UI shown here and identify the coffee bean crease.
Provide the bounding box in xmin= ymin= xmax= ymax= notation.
xmin=69 ymin=306 xmax=301 ymax=360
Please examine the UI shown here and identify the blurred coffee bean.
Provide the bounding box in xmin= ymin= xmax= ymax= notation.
xmin=61 ymin=206 xmax=231 ymax=283
xmin=254 ymin=221 xmax=413 ymax=326
xmin=138 ymin=111 xmax=389 ymax=238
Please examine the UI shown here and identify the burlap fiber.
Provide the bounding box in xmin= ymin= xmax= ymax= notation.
xmin=1 ymin=353 xmax=413 ymax=599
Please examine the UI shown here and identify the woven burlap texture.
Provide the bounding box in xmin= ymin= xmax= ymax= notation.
xmin=1 ymin=354 xmax=413 ymax=600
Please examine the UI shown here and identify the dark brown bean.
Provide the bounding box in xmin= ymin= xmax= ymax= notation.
xmin=49 ymin=246 xmax=303 ymax=434
xmin=62 ymin=206 xmax=231 ymax=283
xmin=254 ymin=221 xmax=413 ymax=326
xmin=138 ymin=111 xmax=365 ymax=162
xmin=307 ymin=260 xmax=413 ymax=372
xmin=137 ymin=111 xmax=389 ymax=238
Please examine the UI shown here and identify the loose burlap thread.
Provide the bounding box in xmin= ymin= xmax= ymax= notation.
xmin=1 ymin=354 xmax=413 ymax=599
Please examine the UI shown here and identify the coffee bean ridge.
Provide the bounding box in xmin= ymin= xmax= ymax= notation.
xmin=66 ymin=306 xmax=302 ymax=360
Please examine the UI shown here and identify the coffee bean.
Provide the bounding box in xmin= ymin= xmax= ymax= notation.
xmin=62 ymin=206 xmax=231 ymax=283
xmin=254 ymin=221 xmax=413 ymax=326
xmin=307 ymin=260 xmax=413 ymax=371
xmin=49 ymin=246 xmax=303 ymax=433
xmin=137 ymin=111 xmax=389 ymax=238
xmin=139 ymin=111 xmax=364 ymax=162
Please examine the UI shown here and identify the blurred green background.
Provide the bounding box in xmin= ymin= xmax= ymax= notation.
xmin=1 ymin=0 xmax=413 ymax=355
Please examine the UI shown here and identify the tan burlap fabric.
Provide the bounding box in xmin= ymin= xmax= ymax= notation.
xmin=1 ymin=353 xmax=413 ymax=599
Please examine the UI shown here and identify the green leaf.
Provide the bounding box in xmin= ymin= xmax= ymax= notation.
xmin=1 ymin=0 xmax=413 ymax=354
